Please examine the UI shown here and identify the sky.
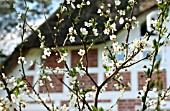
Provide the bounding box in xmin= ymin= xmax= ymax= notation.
xmin=0 ymin=0 xmax=61 ymax=55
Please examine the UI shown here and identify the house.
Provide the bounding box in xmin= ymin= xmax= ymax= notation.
xmin=1 ymin=0 xmax=170 ymax=110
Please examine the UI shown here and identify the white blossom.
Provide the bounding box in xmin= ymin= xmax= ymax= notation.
xmin=66 ymin=0 xmax=75 ymax=4
xmin=143 ymin=86 xmax=147 ymax=92
xmin=30 ymin=60 xmax=34 ymax=66
xmin=69 ymin=27 xmax=74 ymax=33
xmin=156 ymin=0 xmax=162 ymax=4
xmin=43 ymin=48 xmax=51 ymax=57
xmin=61 ymin=6 xmax=67 ymax=12
xmin=152 ymin=87 xmax=157 ymax=92
xmin=127 ymin=82 xmax=131 ymax=87
xmin=106 ymin=9 xmax=110 ymax=14
xmin=129 ymin=39 xmax=149 ymax=49
xmin=76 ymin=67 xmax=85 ymax=76
xmin=0 ymin=106 xmax=3 ymax=110
xmin=53 ymin=67 xmax=60 ymax=74
xmin=80 ymin=27 xmax=88 ymax=35
xmin=17 ymin=13 xmax=22 ymax=19
xmin=18 ymin=57 xmax=27 ymax=64
xmin=40 ymin=42 xmax=45 ymax=49
xmin=77 ymin=4 xmax=81 ymax=8
xmin=108 ymin=4 xmax=111 ymax=7
xmin=119 ymin=17 xmax=124 ymax=24
xmin=115 ymin=0 xmax=121 ymax=6
xmin=97 ymin=9 xmax=102 ymax=14
xmin=86 ymin=1 xmax=90 ymax=5
xmin=69 ymin=36 xmax=75 ymax=43
xmin=105 ymin=70 xmax=114 ymax=78
xmin=104 ymin=28 xmax=110 ymax=35
xmin=102 ymin=51 xmax=109 ymax=65
xmin=132 ymin=16 xmax=136 ymax=21
xmin=118 ymin=10 xmax=126 ymax=16
xmin=50 ymin=83 xmax=54 ymax=88
xmin=42 ymin=55 xmax=47 ymax=59
xmin=60 ymin=104 xmax=69 ymax=111
xmin=110 ymin=23 xmax=117 ymax=32
xmin=101 ymin=84 xmax=108 ymax=92
xmin=100 ymin=5 xmax=104 ymax=9
xmin=71 ymin=3 xmax=75 ymax=9
xmin=112 ymin=42 xmax=121 ymax=52
xmin=69 ymin=76 xmax=77 ymax=84
xmin=10 ymin=94 xmax=16 ymax=102
xmin=110 ymin=34 xmax=116 ymax=40
xmin=47 ymin=76 xmax=52 ymax=81
xmin=92 ymin=28 xmax=99 ymax=36
xmin=160 ymin=100 xmax=166 ymax=106
xmin=16 ymin=24 xmax=22 ymax=30
xmin=151 ymin=20 xmax=158 ymax=28
xmin=58 ymin=52 xmax=68 ymax=63
xmin=39 ymin=80 xmax=44 ymax=86
xmin=114 ymin=84 xmax=122 ymax=90
xmin=84 ymin=21 xmax=92 ymax=27
xmin=118 ymin=76 xmax=123 ymax=81
xmin=6 ymin=102 xmax=17 ymax=111
xmin=129 ymin=0 xmax=135 ymax=3
xmin=78 ymin=49 xmax=85 ymax=56
xmin=116 ymin=60 xmax=124 ymax=67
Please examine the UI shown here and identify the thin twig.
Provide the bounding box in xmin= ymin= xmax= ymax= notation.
xmin=50 ymin=69 xmax=92 ymax=111
xmin=94 ymin=49 xmax=141 ymax=107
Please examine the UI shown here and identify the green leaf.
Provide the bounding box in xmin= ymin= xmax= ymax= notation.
xmin=61 ymin=48 xmax=67 ymax=53
xmin=70 ymin=70 xmax=75 ymax=77
xmin=98 ymin=107 xmax=104 ymax=111
xmin=15 ymin=90 xmax=20 ymax=96
xmin=86 ymin=87 xmax=92 ymax=92
xmin=152 ymin=39 xmax=157 ymax=48
xmin=92 ymin=106 xmax=97 ymax=111
xmin=74 ymin=19 xmax=78 ymax=24
xmin=73 ymin=67 xmax=77 ymax=74
xmin=158 ymin=4 xmax=164 ymax=9
xmin=79 ymin=91 xmax=86 ymax=95
xmin=165 ymin=11 xmax=169 ymax=18
xmin=157 ymin=22 xmax=161 ymax=28
xmin=77 ymin=60 xmax=82 ymax=68
xmin=158 ymin=79 xmax=163 ymax=90
xmin=154 ymin=60 xmax=161 ymax=70
xmin=91 ymin=18 xmax=95 ymax=23
xmin=149 ymin=81 xmax=155 ymax=89
xmin=145 ymin=68 xmax=150 ymax=76
xmin=103 ymin=65 xmax=110 ymax=71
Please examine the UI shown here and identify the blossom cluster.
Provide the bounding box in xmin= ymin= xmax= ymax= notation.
xmin=68 ymin=26 xmax=77 ymax=43
xmin=0 ymin=74 xmax=29 ymax=111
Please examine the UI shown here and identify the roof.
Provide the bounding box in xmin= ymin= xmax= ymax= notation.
xmin=24 ymin=0 xmax=157 ymax=48
xmin=2 ymin=0 xmax=157 ymax=74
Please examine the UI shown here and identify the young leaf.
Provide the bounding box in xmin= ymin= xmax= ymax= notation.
xmin=92 ymin=106 xmax=97 ymax=111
